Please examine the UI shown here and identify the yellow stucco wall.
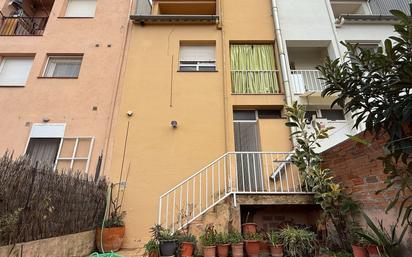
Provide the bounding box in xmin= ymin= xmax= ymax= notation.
xmin=109 ymin=0 xmax=292 ymax=249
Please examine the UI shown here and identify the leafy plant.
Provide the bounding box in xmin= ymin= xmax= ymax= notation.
xmin=200 ymin=226 xmax=217 ymax=246
xmin=356 ymin=213 xmax=406 ymax=257
xmin=150 ymin=224 xmax=164 ymax=242
xmin=228 ymin=230 xmax=243 ymax=244
xmin=144 ymin=239 xmax=159 ymax=256
xmin=285 ymin=103 xmax=359 ymax=250
xmin=216 ymin=232 xmax=229 ymax=245
xmin=317 ymin=5 xmax=412 ymax=229
xmin=279 ymin=226 xmax=317 ymax=257
xmin=320 ymin=248 xmax=353 ymax=257
xmin=242 ymin=232 xmax=263 ymax=241
xmin=180 ymin=233 xmax=197 ymax=244
xmin=267 ymin=230 xmax=282 ymax=246
xmin=159 ymin=229 xmax=176 ymax=241
xmin=104 ymin=210 xmax=125 ymax=228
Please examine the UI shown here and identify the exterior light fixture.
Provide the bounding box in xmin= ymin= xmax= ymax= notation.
xmin=171 ymin=120 xmax=178 ymax=128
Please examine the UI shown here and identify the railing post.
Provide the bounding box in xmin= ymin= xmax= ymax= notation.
xmin=158 ymin=197 xmax=162 ymax=225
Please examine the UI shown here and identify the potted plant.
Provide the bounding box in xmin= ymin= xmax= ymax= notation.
xmin=200 ymin=226 xmax=217 ymax=257
xmin=179 ymin=233 xmax=197 ymax=257
xmin=144 ymin=239 xmax=159 ymax=257
xmin=95 ymin=208 xmax=126 ymax=252
xmin=228 ymin=230 xmax=244 ymax=257
xmin=216 ymin=232 xmax=230 ymax=257
xmin=267 ymin=230 xmax=283 ymax=257
xmin=243 ymin=232 xmax=262 ymax=257
xmin=279 ymin=226 xmax=316 ymax=257
xmin=158 ymin=228 xmax=178 ymax=256
xmin=242 ymin=212 xmax=257 ymax=234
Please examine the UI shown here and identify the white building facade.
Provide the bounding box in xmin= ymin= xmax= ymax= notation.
xmin=276 ymin=0 xmax=411 ymax=151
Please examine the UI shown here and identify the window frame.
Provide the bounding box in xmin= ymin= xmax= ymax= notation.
xmin=0 ymin=56 xmax=34 ymax=86
xmin=42 ymin=55 xmax=83 ymax=78
xmin=178 ymin=44 xmax=217 ymax=72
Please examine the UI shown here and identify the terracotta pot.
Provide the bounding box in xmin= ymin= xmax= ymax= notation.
xmin=231 ymin=242 xmax=244 ymax=257
xmin=149 ymin=251 xmax=159 ymax=257
xmin=96 ymin=226 xmax=125 ymax=252
xmin=159 ymin=240 xmax=177 ymax=256
xmin=352 ymin=245 xmax=367 ymax=257
xmin=181 ymin=242 xmax=195 ymax=257
xmin=259 ymin=240 xmax=270 ymax=257
xmin=242 ymin=223 xmax=257 ymax=234
xmin=270 ymin=244 xmax=283 ymax=257
xmin=217 ymin=244 xmax=230 ymax=257
xmin=245 ymin=240 xmax=260 ymax=257
xmin=203 ymin=246 xmax=216 ymax=257
xmin=366 ymin=244 xmax=380 ymax=257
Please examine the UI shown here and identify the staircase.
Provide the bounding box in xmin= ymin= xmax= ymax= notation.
xmin=157 ymin=152 xmax=312 ymax=232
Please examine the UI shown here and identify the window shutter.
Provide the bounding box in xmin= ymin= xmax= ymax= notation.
xmin=180 ymin=45 xmax=215 ymax=61
xmin=65 ymin=0 xmax=97 ymax=17
xmin=0 ymin=57 xmax=33 ymax=86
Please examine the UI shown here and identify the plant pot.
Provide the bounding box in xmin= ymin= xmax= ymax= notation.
xmin=231 ymin=242 xmax=244 ymax=257
xmin=270 ymin=244 xmax=283 ymax=257
xmin=259 ymin=240 xmax=270 ymax=257
xmin=352 ymin=245 xmax=367 ymax=257
xmin=95 ymin=226 xmax=125 ymax=252
xmin=366 ymin=244 xmax=380 ymax=257
xmin=203 ymin=246 xmax=216 ymax=257
xmin=149 ymin=251 xmax=159 ymax=257
xmin=217 ymin=244 xmax=230 ymax=257
xmin=245 ymin=240 xmax=260 ymax=257
xmin=160 ymin=240 xmax=177 ymax=256
xmin=242 ymin=223 xmax=257 ymax=234
xmin=181 ymin=242 xmax=195 ymax=257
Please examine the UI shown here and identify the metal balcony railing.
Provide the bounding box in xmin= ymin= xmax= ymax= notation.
xmin=158 ymin=152 xmax=312 ymax=232
xmin=290 ymin=70 xmax=325 ymax=94
xmin=0 ymin=14 xmax=48 ymax=36
xmin=368 ymin=0 xmax=412 ymax=15
xmin=231 ymin=70 xmax=281 ymax=94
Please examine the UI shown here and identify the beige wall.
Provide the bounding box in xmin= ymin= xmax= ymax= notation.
xmin=0 ymin=0 xmax=130 ymax=175
xmin=109 ymin=0 xmax=292 ymax=250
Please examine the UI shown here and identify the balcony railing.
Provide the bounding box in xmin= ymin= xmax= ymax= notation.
xmin=158 ymin=152 xmax=311 ymax=232
xmin=135 ymin=0 xmax=152 ymax=15
xmin=369 ymin=0 xmax=412 ymax=16
xmin=0 ymin=14 xmax=48 ymax=36
xmin=231 ymin=70 xmax=280 ymax=94
xmin=290 ymin=70 xmax=325 ymax=94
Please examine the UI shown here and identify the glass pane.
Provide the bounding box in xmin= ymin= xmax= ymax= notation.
xmin=321 ymin=110 xmax=345 ymax=121
xmin=56 ymin=160 xmax=71 ymax=172
xmin=45 ymin=57 xmax=82 ymax=77
xmin=199 ymin=66 xmax=216 ymax=71
xmin=179 ymin=66 xmax=197 ymax=71
xmin=75 ymin=138 xmax=92 ymax=158
xmin=233 ymin=111 xmax=256 ymax=121
xmin=258 ymin=110 xmax=281 ymax=119
xmin=72 ymin=160 xmax=87 ymax=172
xmin=59 ymin=138 xmax=75 ymax=158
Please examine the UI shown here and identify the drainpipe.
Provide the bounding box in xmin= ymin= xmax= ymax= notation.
xmin=270 ymin=0 xmax=292 ymax=106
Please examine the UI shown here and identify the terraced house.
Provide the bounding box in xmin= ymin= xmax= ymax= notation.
xmin=0 ymin=0 xmax=130 ymax=175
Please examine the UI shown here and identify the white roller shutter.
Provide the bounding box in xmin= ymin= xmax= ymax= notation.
xmin=65 ymin=0 xmax=97 ymax=17
xmin=0 ymin=57 xmax=33 ymax=86
xmin=180 ymin=45 xmax=215 ymax=61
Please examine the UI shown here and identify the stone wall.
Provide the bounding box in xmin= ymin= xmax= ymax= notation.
xmin=0 ymin=230 xmax=95 ymax=257
xmin=321 ymin=133 xmax=412 ymax=256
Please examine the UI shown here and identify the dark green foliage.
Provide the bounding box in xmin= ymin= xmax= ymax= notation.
xmin=317 ymin=5 xmax=412 ymax=228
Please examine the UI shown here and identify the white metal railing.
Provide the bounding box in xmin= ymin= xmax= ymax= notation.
xmin=290 ymin=70 xmax=325 ymax=94
xmin=231 ymin=70 xmax=280 ymax=94
xmin=158 ymin=152 xmax=311 ymax=232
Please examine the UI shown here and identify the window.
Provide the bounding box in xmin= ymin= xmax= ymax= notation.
xmin=257 ymin=110 xmax=281 ymax=119
xmin=320 ymin=110 xmax=346 ymax=121
xmin=43 ymin=56 xmax=82 ymax=78
xmin=65 ymin=0 xmax=97 ymax=17
xmin=26 ymin=138 xmax=61 ymax=166
xmin=230 ymin=44 xmax=279 ymax=94
xmin=179 ymin=45 xmax=216 ymax=72
xmin=0 ymin=57 xmax=33 ymax=86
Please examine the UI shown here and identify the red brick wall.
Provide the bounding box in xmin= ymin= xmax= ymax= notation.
xmin=321 ymin=133 xmax=397 ymax=209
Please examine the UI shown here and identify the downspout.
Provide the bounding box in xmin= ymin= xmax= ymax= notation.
xmin=270 ymin=0 xmax=296 ymax=148
xmin=218 ymin=0 xmax=228 ymax=152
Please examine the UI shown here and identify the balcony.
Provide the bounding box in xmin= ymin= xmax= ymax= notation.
xmin=290 ymin=70 xmax=325 ymax=95
xmin=131 ymin=0 xmax=219 ymax=25
xmin=231 ymin=70 xmax=281 ymax=94
xmin=368 ymin=0 xmax=411 ymax=15
xmin=0 ymin=14 xmax=48 ymax=36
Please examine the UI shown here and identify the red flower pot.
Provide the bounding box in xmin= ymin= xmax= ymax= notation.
xmin=217 ymin=244 xmax=230 ymax=257
xmin=203 ymin=246 xmax=216 ymax=257
xmin=270 ymin=244 xmax=283 ymax=257
xmin=95 ymin=226 xmax=125 ymax=252
xmin=242 ymin=223 xmax=257 ymax=234
xmin=245 ymin=240 xmax=260 ymax=257
xmin=181 ymin=242 xmax=195 ymax=257
xmin=366 ymin=244 xmax=380 ymax=257
xmin=259 ymin=240 xmax=270 ymax=257
xmin=352 ymin=245 xmax=368 ymax=257
xmin=231 ymin=242 xmax=244 ymax=257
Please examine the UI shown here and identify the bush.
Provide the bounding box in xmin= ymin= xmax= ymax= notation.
xmin=0 ymin=153 xmax=107 ymax=246
xmin=280 ymin=226 xmax=317 ymax=257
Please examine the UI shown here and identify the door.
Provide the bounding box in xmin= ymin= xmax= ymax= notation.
xmin=233 ymin=111 xmax=263 ymax=192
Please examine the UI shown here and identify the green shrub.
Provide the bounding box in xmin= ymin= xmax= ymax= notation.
xmin=228 ymin=230 xmax=243 ymax=244
xmin=243 ymin=232 xmax=263 ymax=241
xmin=216 ymin=232 xmax=229 ymax=245
xmin=280 ymin=226 xmax=317 ymax=257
